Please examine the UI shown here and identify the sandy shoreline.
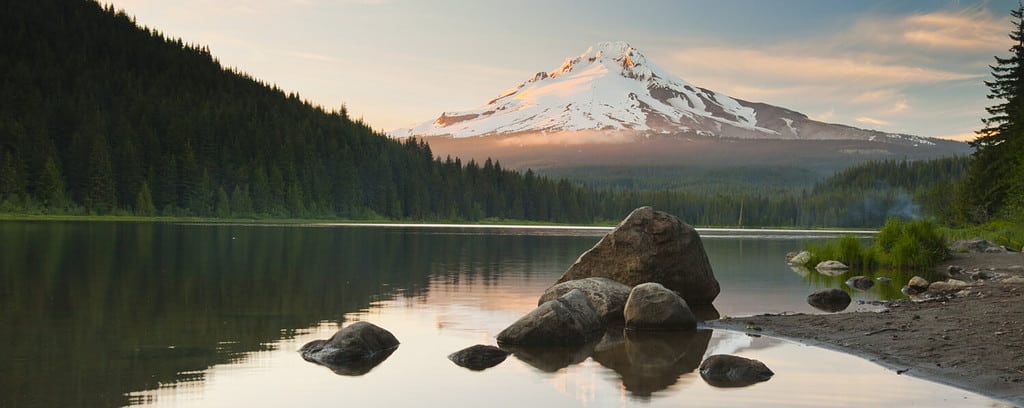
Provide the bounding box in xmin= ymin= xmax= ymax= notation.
xmin=707 ymin=251 xmax=1024 ymax=406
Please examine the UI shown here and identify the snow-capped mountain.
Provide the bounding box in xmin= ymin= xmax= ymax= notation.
xmin=392 ymin=41 xmax=932 ymax=146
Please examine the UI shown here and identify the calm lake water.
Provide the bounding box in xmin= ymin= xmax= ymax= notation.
xmin=0 ymin=221 xmax=1002 ymax=407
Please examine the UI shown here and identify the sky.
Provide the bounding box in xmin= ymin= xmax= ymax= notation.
xmin=103 ymin=0 xmax=1018 ymax=141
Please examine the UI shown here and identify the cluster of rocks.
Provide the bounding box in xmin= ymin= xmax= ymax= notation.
xmin=299 ymin=207 xmax=773 ymax=389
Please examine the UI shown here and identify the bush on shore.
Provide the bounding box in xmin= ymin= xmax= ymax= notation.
xmin=802 ymin=218 xmax=949 ymax=271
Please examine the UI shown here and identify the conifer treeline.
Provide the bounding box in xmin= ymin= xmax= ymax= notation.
xmin=0 ymin=0 xmax=971 ymax=227
xmin=0 ymin=0 xmax=603 ymax=222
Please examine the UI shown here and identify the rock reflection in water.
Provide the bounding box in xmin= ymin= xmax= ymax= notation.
xmin=592 ymin=329 xmax=713 ymax=397
xmin=501 ymin=342 xmax=598 ymax=373
xmin=309 ymin=346 xmax=398 ymax=376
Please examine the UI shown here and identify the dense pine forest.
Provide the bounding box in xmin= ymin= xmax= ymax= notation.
xmin=0 ymin=0 xmax=986 ymax=228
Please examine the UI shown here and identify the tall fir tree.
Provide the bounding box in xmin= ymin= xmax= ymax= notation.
xmin=969 ymin=3 xmax=1024 ymax=221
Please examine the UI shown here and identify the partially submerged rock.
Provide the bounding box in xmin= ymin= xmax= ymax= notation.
xmin=907 ymin=276 xmax=930 ymax=291
xmin=815 ymin=260 xmax=849 ymax=272
xmin=447 ymin=345 xmax=511 ymax=371
xmin=539 ymin=277 xmax=632 ymax=324
xmin=845 ymin=275 xmax=874 ymax=290
xmin=787 ymin=251 xmax=811 ymax=266
xmin=806 ymin=288 xmax=852 ymax=312
xmin=557 ymin=207 xmax=720 ymax=305
xmin=300 ymin=321 xmax=400 ymax=375
xmin=699 ymin=354 xmax=774 ymax=387
xmin=624 ymin=282 xmax=697 ymax=330
xmin=497 ymin=289 xmax=603 ymax=346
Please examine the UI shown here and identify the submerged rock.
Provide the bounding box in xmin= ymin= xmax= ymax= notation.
xmin=539 ymin=277 xmax=632 ymax=324
xmin=806 ymin=288 xmax=852 ymax=312
xmin=624 ymin=282 xmax=697 ymax=330
xmin=556 ymin=207 xmax=720 ymax=305
xmin=845 ymin=275 xmax=874 ymax=290
xmin=497 ymin=289 xmax=603 ymax=346
xmin=447 ymin=345 xmax=510 ymax=371
xmin=699 ymin=354 xmax=774 ymax=387
xmin=300 ymin=321 xmax=400 ymax=376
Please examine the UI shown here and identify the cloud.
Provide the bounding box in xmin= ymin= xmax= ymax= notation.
xmin=901 ymin=9 xmax=1008 ymax=50
xmin=855 ymin=116 xmax=891 ymax=127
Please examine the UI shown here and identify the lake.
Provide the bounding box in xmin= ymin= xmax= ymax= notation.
xmin=0 ymin=221 xmax=1000 ymax=407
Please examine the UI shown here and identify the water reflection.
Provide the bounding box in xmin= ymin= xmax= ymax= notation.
xmin=0 ymin=222 xmax=1002 ymax=408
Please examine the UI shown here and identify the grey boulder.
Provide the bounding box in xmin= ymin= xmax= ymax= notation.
xmin=539 ymin=277 xmax=632 ymax=323
xmin=557 ymin=207 xmax=720 ymax=305
xmin=624 ymin=282 xmax=697 ymax=330
xmin=845 ymin=275 xmax=874 ymax=290
xmin=497 ymin=289 xmax=603 ymax=346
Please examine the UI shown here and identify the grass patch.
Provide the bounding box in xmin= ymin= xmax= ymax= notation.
xmin=802 ymin=217 xmax=949 ymax=271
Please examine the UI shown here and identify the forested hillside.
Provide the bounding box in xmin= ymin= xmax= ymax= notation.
xmin=0 ymin=0 xmax=598 ymax=222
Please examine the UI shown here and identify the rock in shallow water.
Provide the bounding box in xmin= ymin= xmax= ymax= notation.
xmin=699 ymin=354 xmax=774 ymax=387
xmin=806 ymin=288 xmax=851 ymax=312
xmin=300 ymin=321 xmax=399 ymax=376
xmin=556 ymin=206 xmax=720 ymax=305
xmin=447 ymin=345 xmax=510 ymax=371
xmin=623 ymin=282 xmax=697 ymax=330
xmin=498 ymin=289 xmax=603 ymax=346
xmin=845 ymin=275 xmax=874 ymax=290
xmin=539 ymin=277 xmax=632 ymax=324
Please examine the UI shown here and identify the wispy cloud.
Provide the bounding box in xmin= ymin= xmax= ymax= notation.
xmin=855 ymin=116 xmax=891 ymax=126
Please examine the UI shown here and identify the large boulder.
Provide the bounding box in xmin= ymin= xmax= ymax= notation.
xmin=300 ymin=321 xmax=400 ymax=375
xmin=447 ymin=345 xmax=511 ymax=371
xmin=624 ymin=282 xmax=698 ymax=330
xmin=557 ymin=207 xmax=720 ymax=305
xmin=806 ymin=288 xmax=851 ymax=313
xmin=699 ymin=354 xmax=774 ymax=387
xmin=539 ymin=277 xmax=632 ymax=323
xmin=497 ymin=289 xmax=603 ymax=346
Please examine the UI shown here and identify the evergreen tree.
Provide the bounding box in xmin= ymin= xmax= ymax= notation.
xmin=135 ymin=181 xmax=156 ymax=215
xmin=969 ymin=3 xmax=1024 ymax=221
xmin=84 ymin=133 xmax=117 ymax=213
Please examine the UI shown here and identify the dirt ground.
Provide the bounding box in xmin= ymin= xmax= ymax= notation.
xmin=708 ymin=251 xmax=1024 ymax=406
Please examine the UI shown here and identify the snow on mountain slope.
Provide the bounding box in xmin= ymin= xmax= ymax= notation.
xmin=392 ymin=41 xmax=933 ymax=146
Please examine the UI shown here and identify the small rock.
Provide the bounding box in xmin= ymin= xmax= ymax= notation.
xmin=815 ymin=260 xmax=849 ymax=271
xmin=538 ymin=277 xmax=632 ymax=324
xmin=447 ymin=345 xmax=511 ymax=371
xmin=876 ymin=276 xmax=892 ymax=282
xmin=807 ymin=288 xmax=852 ymax=312
xmin=928 ymin=279 xmax=969 ymax=292
xmin=699 ymin=354 xmax=774 ymax=387
xmin=907 ymin=276 xmax=930 ymax=291
xmin=300 ymin=322 xmax=400 ymax=376
xmin=788 ymin=251 xmax=811 ymax=266
xmin=1003 ymin=276 xmax=1024 ymax=284
xmin=971 ymin=270 xmax=995 ymax=281
xmin=845 ymin=276 xmax=874 ymax=290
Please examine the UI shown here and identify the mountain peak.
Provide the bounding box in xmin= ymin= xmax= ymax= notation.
xmin=553 ymin=41 xmax=652 ymax=81
xmin=391 ymin=43 xmax=934 ymax=148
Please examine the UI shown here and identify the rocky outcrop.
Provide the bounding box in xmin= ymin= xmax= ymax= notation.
xmin=447 ymin=345 xmax=511 ymax=371
xmin=538 ymin=277 xmax=632 ymax=323
xmin=699 ymin=354 xmax=774 ymax=387
xmin=624 ymin=282 xmax=697 ymax=330
xmin=557 ymin=207 xmax=720 ymax=305
xmin=806 ymin=288 xmax=852 ymax=312
xmin=950 ymin=238 xmax=1009 ymax=253
xmin=300 ymin=322 xmax=400 ymax=375
xmin=497 ymin=289 xmax=603 ymax=346
xmin=845 ymin=275 xmax=874 ymax=290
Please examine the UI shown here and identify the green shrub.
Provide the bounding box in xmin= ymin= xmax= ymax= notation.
xmin=803 ymin=217 xmax=948 ymax=271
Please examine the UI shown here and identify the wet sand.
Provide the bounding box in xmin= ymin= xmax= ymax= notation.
xmin=708 ymin=251 xmax=1024 ymax=406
